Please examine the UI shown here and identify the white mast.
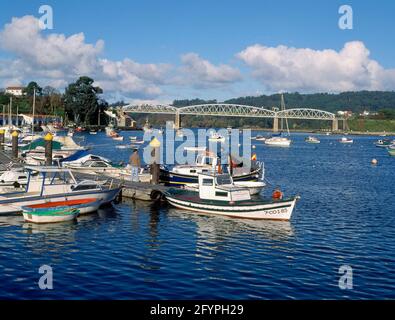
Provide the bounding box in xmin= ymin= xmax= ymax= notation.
xmin=32 ymin=88 xmax=36 ymax=134
xmin=281 ymin=93 xmax=290 ymax=136
xmin=9 ymin=97 xmax=12 ymax=128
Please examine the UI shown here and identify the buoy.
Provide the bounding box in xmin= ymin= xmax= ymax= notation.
xmin=272 ymin=189 xmax=283 ymax=200
xmin=252 ymin=145 xmax=256 ymax=149
xmin=371 ymin=158 xmax=378 ymax=165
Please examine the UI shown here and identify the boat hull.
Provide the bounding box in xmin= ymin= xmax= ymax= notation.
xmin=0 ymin=188 xmax=120 ymax=216
xmin=165 ymin=192 xmax=297 ymax=220
xmin=160 ymin=168 xmax=261 ymax=187
xmin=23 ymin=210 xmax=78 ymax=224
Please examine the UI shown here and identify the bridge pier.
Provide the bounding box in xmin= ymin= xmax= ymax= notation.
xmin=175 ymin=110 xmax=181 ymax=130
xmin=332 ymin=118 xmax=339 ymax=132
xmin=273 ymin=115 xmax=279 ymax=132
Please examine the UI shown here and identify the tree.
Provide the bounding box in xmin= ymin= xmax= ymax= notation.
xmin=24 ymin=81 xmax=43 ymax=96
xmin=63 ymin=76 xmax=104 ymax=125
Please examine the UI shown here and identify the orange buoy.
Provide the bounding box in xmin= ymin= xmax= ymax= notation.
xmin=272 ymin=189 xmax=283 ymax=200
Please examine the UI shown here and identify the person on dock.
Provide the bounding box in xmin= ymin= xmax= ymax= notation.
xmin=129 ymin=148 xmax=141 ymax=182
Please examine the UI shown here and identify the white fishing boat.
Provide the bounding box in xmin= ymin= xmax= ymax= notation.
xmin=339 ymin=137 xmax=353 ymax=144
xmin=129 ymin=136 xmax=138 ymax=141
xmin=0 ymin=166 xmax=121 ymax=216
xmin=305 ymin=136 xmax=320 ymax=144
xmin=165 ymin=173 xmax=298 ymax=220
xmin=264 ymin=137 xmax=291 ymax=147
xmin=184 ymin=176 xmax=265 ymax=195
xmin=160 ymin=152 xmax=262 ymax=186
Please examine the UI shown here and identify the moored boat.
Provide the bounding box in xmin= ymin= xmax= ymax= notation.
xmin=264 ymin=137 xmax=291 ymax=147
xmin=375 ymin=139 xmax=394 ymax=147
xmin=208 ymin=132 xmax=225 ymax=142
xmin=0 ymin=166 xmax=121 ymax=216
xmin=22 ymin=198 xmax=100 ymax=223
xmin=165 ymin=173 xmax=298 ymax=220
xmin=339 ymin=137 xmax=353 ymax=144
xmin=305 ymin=136 xmax=320 ymax=144
xmin=160 ymin=152 xmax=262 ymax=187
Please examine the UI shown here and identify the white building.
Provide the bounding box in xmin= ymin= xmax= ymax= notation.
xmin=5 ymin=86 xmax=25 ymax=96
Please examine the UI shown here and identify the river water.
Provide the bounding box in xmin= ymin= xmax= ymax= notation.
xmin=0 ymin=130 xmax=394 ymax=299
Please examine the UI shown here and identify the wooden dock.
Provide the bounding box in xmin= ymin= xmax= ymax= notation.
xmin=0 ymin=150 xmax=170 ymax=201
xmin=74 ymin=172 xmax=170 ymax=201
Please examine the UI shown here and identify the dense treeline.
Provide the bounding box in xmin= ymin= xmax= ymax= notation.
xmin=175 ymin=91 xmax=395 ymax=114
xmin=2 ymin=78 xmax=395 ymax=128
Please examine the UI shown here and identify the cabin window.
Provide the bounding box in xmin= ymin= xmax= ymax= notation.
xmin=91 ymin=162 xmax=108 ymax=167
xmin=216 ymin=175 xmax=232 ymax=185
xmin=205 ymin=157 xmax=213 ymax=165
xmin=190 ymin=169 xmax=196 ymax=173
xmin=202 ymin=178 xmax=213 ymax=186
xmin=18 ymin=176 xmax=26 ymax=179
xmin=215 ymin=191 xmax=228 ymax=197
xmin=71 ymin=184 xmax=97 ymax=191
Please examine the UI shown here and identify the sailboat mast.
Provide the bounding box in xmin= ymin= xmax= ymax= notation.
xmin=32 ymin=88 xmax=36 ymax=134
xmin=9 ymin=97 xmax=12 ymax=128
xmin=281 ymin=93 xmax=290 ymax=136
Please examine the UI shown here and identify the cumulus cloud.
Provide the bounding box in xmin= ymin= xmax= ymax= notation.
xmin=237 ymin=41 xmax=395 ymax=92
xmin=179 ymin=53 xmax=241 ymax=88
xmin=0 ymin=15 xmax=171 ymax=98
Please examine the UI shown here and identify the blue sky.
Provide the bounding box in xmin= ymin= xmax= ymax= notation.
xmin=0 ymin=0 xmax=394 ymax=102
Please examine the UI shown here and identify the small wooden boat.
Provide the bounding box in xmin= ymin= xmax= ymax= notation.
xmin=22 ymin=198 xmax=100 ymax=224
xmin=166 ymin=173 xmax=298 ymax=220
xmin=375 ymin=139 xmax=393 ymax=148
xmin=305 ymin=136 xmax=320 ymax=144
xmin=22 ymin=198 xmax=100 ymax=223
xmin=339 ymin=137 xmax=353 ymax=144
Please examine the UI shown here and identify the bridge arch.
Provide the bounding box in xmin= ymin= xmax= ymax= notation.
xmin=178 ymin=104 xmax=275 ymax=118
xmin=276 ymin=108 xmax=336 ymax=120
xmin=122 ymin=104 xmax=177 ymax=114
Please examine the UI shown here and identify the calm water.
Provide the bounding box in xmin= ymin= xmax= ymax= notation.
xmin=0 ymin=130 xmax=394 ymax=299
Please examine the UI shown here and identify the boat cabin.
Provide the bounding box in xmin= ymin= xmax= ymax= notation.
xmin=172 ymin=154 xmax=219 ymax=175
xmin=198 ymin=173 xmax=250 ymax=202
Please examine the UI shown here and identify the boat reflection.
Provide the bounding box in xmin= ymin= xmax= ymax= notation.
xmin=167 ymin=207 xmax=295 ymax=242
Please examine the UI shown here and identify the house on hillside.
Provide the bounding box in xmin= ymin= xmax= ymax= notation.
xmin=5 ymin=86 xmax=25 ymax=96
xmin=117 ymin=110 xmax=136 ymax=128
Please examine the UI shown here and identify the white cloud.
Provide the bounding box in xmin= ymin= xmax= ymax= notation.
xmin=0 ymin=15 xmax=171 ymax=98
xmin=179 ymin=53 xmax=241 ymax=88
xmin=237 ymin=41 xmax=395 ymax=92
